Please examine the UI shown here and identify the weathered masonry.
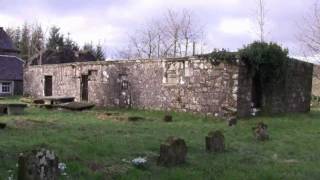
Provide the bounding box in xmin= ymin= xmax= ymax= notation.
xmin=24 ymin=57 xmax=313 ymax=117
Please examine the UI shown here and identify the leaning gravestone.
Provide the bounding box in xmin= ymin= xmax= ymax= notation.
xmin=157 ymin=137 xmax=187 ymax=166
xmin=18 ymin=149 xmax=59 ymax=180
xmin=253 ymin=122 xmax=269 ymax=141
xmin=205 ymin=130 xmax=225 ymax=153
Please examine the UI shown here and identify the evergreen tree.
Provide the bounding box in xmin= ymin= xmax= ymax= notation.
xmin=46 ymin=26 xmax=64 ymax=51
xmin=65 ymin=33 xmax=79 ymax=51
xmin=95 ymin=44 xmax=105 ymax=61
xmin=83 ymin=43 xmax=95 ymax=54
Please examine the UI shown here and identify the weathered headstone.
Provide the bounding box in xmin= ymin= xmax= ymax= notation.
xmin=0 ymin=123 xmax=6 ymax=129
xmin=163 ymin=115 xmax=173 ymax=122
xmin=0 ymin=104 xmax=7 ymax=115
xmin=18 ymin=149 xmax=59 ymax=180
xmin=7 ymin=104 xmax=27 ymax=115
xmin=157 ymin=137 xmax=187 ymax=166
xmin=205 ymin=130 xmax=225 ymax=152
xmin=228 ymin=116 xmax=237 ymax=126
xmin=253 ymin=122 xmax=269 ymax=141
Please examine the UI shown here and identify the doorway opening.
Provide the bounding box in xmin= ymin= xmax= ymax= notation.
xmin=251 ymin=73 xmax=263 ymax=109
xmin=44 ymin=76 xmax=53 ymax=97
xmin=81 ymin=75 xmax=89 ymax=101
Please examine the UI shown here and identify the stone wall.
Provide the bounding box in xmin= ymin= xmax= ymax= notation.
xmin=284 ymin=59 xmax=313 ymax=113
xmin=312 ymin=66 xmax=320 ymax=97
xmin=24 ymin=57 xmax=313 ymax=117
xmin=24 ymin=57 xmax=240 ymax=117
xmin=247 ymin=59 xmax=313 ymax=114
xmin=237 ymin=63 xmax=252 ymax=117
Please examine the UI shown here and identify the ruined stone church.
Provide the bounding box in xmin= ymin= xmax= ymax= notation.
xmin=24 ymin=55 xmax=313 ymax=117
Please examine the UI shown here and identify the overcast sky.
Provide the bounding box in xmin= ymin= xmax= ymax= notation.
xmin=0 ymin=0 xmax=316 ymax=57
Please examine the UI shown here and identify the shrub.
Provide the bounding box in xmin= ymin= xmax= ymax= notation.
xmin=239 ymin=41 xmax=289 ymax=84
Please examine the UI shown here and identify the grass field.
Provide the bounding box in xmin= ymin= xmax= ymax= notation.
xmin=0 ymin=97 xmax=320 ymax=179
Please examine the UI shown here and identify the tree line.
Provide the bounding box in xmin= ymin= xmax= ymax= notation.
xmin=5 ymin=23 xmax=105 ymax=63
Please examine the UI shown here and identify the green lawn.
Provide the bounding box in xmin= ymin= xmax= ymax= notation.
xmin=0 ymin=97 xmax=320 ymax=179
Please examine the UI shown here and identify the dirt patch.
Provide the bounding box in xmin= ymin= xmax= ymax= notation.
xmin=12 ymin=119 xmax=37 ymax=128
xmin=87 ymin=161 xmax=131 ymax=179
xmin=88 ymin=161 xmax=105 ymax=172
xmin=105 ymin=164 xmax=131 ymax=179
xmin=9 ymin=119 xmax=55 ymax=129
xmin=96 ymin=112 xmax=129 ymax=122
xmin=96 ymin=112 xmax=152 ymax=123
xmin=96 ymin=113 xmax=110 ymax=120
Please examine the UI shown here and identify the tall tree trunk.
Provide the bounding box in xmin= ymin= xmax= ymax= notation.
xmin=192 ymin=41 xmax=196 ymax=56
xmin=185 ymin=38 xmax=189 ymax=57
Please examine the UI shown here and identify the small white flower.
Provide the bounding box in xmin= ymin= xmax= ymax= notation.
xmin=58 ymin=163 xmax=67 ymax=172
xmin=132 ymin=157 xmax=147 ymax=166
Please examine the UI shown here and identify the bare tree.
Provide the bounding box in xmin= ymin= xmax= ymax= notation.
xmin=180 ymin=10 xmax=202 ymax=57
xmin=299 ymin=1 xmax=320 ymax=57
xmin=165 ymin=9 xmax=181 ymax=57
xmin=256 ymin=0 xmax=267 ymax=42
xmin=299 ymin=1 xmax=320 ymax=82
xmin=126 ymin=9 xmax=205 ymax=59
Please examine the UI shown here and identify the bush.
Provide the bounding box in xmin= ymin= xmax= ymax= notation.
xmin=239 ymin=41 xmax=289 ymax=84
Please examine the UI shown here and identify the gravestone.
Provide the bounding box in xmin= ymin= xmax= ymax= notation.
xmin=7 ymin=104 xmax=27 ymax=115
xmin=157 ymin=137 xmax=187 ymax=166
xmin=227 ymin=116 xmax=237 ymax=126
xmin=18 ymin=149 xmax=59 ymax=180
xmin=253 ymin=122 xmax=269 ymax=141
xmin=205 ymin=130 xmax=225 ymax=152
xmin=0 ymin=104 xmax=7 ymax=115
xmin=0 ymin=123 xmax=6 ymax=129
xmin=163 ymin=115 xmax=173 ymax=122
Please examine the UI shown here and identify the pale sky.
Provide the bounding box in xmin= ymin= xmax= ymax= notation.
xmin=0 ymin=0 xmax=316 ymax=57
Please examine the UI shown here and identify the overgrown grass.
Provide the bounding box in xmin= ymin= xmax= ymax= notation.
xmin=0 ymin=97 xmax=320 ymax=179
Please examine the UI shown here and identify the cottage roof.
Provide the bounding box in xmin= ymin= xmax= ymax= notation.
xmin=0 ymin=27 xmax=19 ymax=53
xmin=0 ymin=55 xmax=24 ymax=80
